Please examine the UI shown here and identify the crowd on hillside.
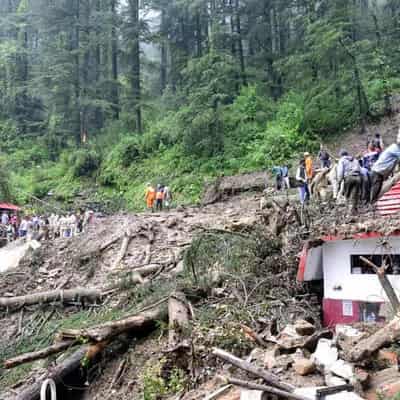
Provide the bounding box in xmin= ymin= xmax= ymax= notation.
xmin=0 ymin=210 xmax=94 ymax=243
xmin=273 ymin=130 xmax=400 ymax=213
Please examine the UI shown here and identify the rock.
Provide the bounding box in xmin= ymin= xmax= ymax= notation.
xmin=240 ymin=389 xmax=264 ymax=400
xmin=378 ymin=349 xmax=398 ymax=366
xmin=274 ymin=354 xmax=293 ymax=371
xmin=366 ymin=366 xmax=400 ymax=399
xmin=354 ymin=368 xmax=370 ymax=387
xmin=379 ymin=380 xmax=400 ymax=398
xmin=330 ymin=359 xmax=354 ymax=381
xmin=263 ymin=347 xmax=280 ymax=370
xmin=335 ymin=324 xmax=363 ymax=339
xmin=325 ymin=373 xmax=347 ymax=387
xmin=311 ymin=339 xmax=338 ymax=372
xmin=294 ymin=358 xmax=316 ymax=376
xmin=295 ymin=320 xmax=316 ymax=336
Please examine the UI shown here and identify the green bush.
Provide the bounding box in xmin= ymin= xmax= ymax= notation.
xmin=113 ymin=136 xmax=142 ymax=168
xmin=70 ymin=148 xmax=101 ymax=178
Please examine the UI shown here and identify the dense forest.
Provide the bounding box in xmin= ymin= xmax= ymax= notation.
xmin=0 ymin=0 xmax=399 ymax=209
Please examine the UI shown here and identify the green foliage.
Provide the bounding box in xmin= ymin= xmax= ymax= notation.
xmin=141 ymin=358 xmax=186 ymax=400
xmin=69 ymin=148 xmax=101 ymax=178
xmin=0 ymin=156 xmax=13 ymax=201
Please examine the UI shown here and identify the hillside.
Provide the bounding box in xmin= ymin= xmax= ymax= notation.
xmin=2 ymin=1 xmax=400 ymax=211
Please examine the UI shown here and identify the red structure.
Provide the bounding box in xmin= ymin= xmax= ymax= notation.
xmin=0 ymin=203 xmax=21 ymax=212
xmin=377 ymin=181 xmax=400 ymax=216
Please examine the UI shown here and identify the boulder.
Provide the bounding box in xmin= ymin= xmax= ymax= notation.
xmin=377 ymin=349 xmax=398 ymax=366
xmin=294 ymin=358 xmax=316 ymax=376
xmin=324 ymin=373 xmax=347 ymax=387
xmin=330 ymin=359 xmax=354 ymax=381
xmin=312 ymin=339 xmax=338 ymax=372
xmin=263 ymin=348 xmax=280 ymax=370
xmin=295 ymin=320 xmax=316 ymax=336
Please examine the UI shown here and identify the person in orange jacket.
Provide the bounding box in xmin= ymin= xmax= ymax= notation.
xmin=304 ymin=152 xmax=314 ymax=181
xmin=145 ymin=183 xmax=156 ymax=212
xmin=155 ymin=184 xmax=164 ymax=211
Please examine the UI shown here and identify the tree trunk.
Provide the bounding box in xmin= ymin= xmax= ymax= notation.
xmin=4 ymin=340 xmax=77 ymax=369
xmin=111 ymin=228 xmax=134 ymax=269
xmin=234 ymin=0 xmax=246 ymax=86
xmin=0 ymin=288 xmax=101 ymax=309
xmin=360 ymin=256 xmax=400 ymax=313
xmin=16 ymin=342 xmax=107 ymax=400
xmin=128 ymin=0 xmax=142 ymax=133
xmin=348 ymin=315 xmax=400 ymax=362
xmin=168 ymin=292 xmax=190 ymax=347
xmin=160 ymin=7 xmax=168 ymax=93
xmin=212 ymin=348 xmax=295 ymax=392
xmin=59 ymin=302 xmax=168 ymax=342
xmin=111 ymin=0 xmax=119 ymax=119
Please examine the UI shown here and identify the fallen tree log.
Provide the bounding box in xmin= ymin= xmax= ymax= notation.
xmin=221 ymin=376 xmax=309 ymax=400
xmin=212 ymin=348 xmax=295 ymax=392
xmin=16 ymin=341 xmax=108 ymax=400
xmin=168 ymin=292 xmax=190 ymax=347
xmin=360 ymin=256 xmax=400 ymax=313
xmin=348 ymin=315 xmax=400 ymax=362
xmin=59 ymin=301 xmax=168 ymax=342
xmin=0 ymin=288 xmax=101 ymax=309
xmin=112 ymin=228 xmax=134 ymax=269
xmin=4 ymin=340 xmax=77 ymax=369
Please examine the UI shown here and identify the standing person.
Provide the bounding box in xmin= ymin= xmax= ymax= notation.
xmin=318 ymin=144 xmax=331 ymax=169
xmin=145 ymin=183 xmax=156 ymax=212
xmin=1 ymin=211 xmax=9 ymax=226
xmin=337 ymin=150 xmax=362 ymax=213
xmin=370 ymin=130 xmax=400 ymax=203
xmin=6 ymin=223 xmax=15 ymax=243
xmin=373 ymin=132 xmax=384 ymax=152
xmin=163 ymin=186 xmax=173 ymax=210
xmin=282 ymin=165 xmax=290 ymax=189
xmin=296 ymin=159 xmax=310 ymax=204
xmin=19 ymin=216 xmax=28 ymax=238
xmin=272 ymin=166 xmax=283 ymax=191
xmin=362 ymin=142 xmax=379 ymax=171
xmin=155 ymin=185 xmax=164 ymax=211
xmin=304 ymin=152 xmax=314 ymax=181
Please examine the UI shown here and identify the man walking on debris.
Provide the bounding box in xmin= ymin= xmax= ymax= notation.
xmin=296 ymin=159 xmax=310 ymax=204
xmin=318 ymin=144 xmax=331 ymax=169
xmin=337 ymin=150 xmax=362 ymax=213
xmin=370 ymin=129 xmax=400 ymax=203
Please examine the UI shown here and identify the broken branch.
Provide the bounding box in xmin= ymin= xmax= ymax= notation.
xmin=212 ymin=348 xmax=295 ymax=392
xmin=221 ymin=376 xmax=309 ymax=400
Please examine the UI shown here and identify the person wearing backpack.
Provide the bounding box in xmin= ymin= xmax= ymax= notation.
xmin=337 ymin=150 xmax=362 ymax=213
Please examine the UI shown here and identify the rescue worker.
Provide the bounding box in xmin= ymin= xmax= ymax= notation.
xmin=155 ymin=184 xmax=164 ymax=211
xmin=296 ymin=159 xmax=310 ymax=204
xmin=337 ymin=150 xmax=362 ymax=213
xmin=370 ymin=129 xmax=400 ymax=203
xmin=145 ymin=183 xmax=156 ymax=212
xmin=304 ymin=152 xmax=314 ymax=182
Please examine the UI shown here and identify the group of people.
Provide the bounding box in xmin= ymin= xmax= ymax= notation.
xmin=272 ymin=130 xmax=400 ymax=214
xmin=0 ymin=209 xmax=94 ymax=242
xmin=145 ymin=183 xmax=173 ymax=212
